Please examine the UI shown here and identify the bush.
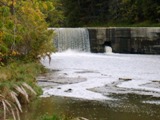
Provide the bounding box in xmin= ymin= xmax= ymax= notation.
xmin=0 ymin=0 xmax=55 ymax=65
xmin=39 ymin=114 xmax=72 ymax=120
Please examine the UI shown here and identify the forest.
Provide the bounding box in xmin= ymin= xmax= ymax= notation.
xmin=60 ymin=0 xmax=160 ymax=27
xmin=0 ymin=0 xmax=160 ymax=120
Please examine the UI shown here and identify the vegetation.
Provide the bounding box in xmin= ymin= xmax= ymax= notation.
xmin=60 ymin=0 xmax=160 ymax=27
xmin=44 ymin=0 xmax=65 ymax=27
xmin=0 ymin=0 xmax=55 ymax=120
xmin=39 ymin=114 xmax=72 ymax=120
xmin=0 ymin=0 xmax=55 ymax=64
xmin=0 ymin=0 xmax=159 ymax=119
xmin=0 ymin=62 xmax=44 ymax=120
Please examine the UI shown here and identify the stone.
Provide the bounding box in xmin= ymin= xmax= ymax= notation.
xmin=64 ymin=88 xmax=72 ymax=92
xmin=119 ymin=78 xmax=132 ymax=81
xmin=72 ymin=117 xmax=89 ymax=120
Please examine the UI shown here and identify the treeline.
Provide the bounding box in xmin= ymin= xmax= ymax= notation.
xmin=60 ymin=0 xmax=160 ymax=27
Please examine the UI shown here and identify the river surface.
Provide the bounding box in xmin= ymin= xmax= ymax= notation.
xmin=21 ymin=96 xmax=160 ymax=120
xmin=22 ymin=50 xmax=160 ymax=120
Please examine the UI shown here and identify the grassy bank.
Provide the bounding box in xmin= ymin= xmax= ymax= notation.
xmin=0 ymin=61 xmax=45 ymax=120
xmin=39 ymin=114 xmax=72 ymax=120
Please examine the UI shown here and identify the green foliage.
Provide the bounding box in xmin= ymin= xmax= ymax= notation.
xmin=40 ymin=114 xmax=62 ymax=120
xmin=0 ymin=62 xmax=44 ymax=120
xmin=1 ymin=5 xmax=10 ymax=16
xmin=39 ymin=114 xmax=72 ymax=120
xmin=60 ymin=0 xmax=160 ymax=27
xmin=61 ymin=0 xmax=110 ymax=26
xmin=46 ymin=0 xmax=65 ymax=27
xmin=0 ymin=0 xmax=55 ymax=65
xmin=0 ymin=62 xmax=43 ymax=95
xmin=36 ymin=0 xmax=65 ymax=27
xmin=0 ymin=1 xmax=60 ymax=119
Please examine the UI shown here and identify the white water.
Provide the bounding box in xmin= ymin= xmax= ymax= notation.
xmin=105 ymin=46 xmax=112 ymax=54
xmin=51 ymin=28 xmax=90 ymax=52
xmin=41 ymin=50 xmax=160 ymax=101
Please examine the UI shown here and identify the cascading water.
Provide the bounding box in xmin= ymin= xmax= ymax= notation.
xmin=52 ymin=28 xmax=90 ymax=52
xmin=105 ymin=46 xmax=112 ymax=54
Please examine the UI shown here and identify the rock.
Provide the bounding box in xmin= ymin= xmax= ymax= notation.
xmin=64 ymin=88 xmax=72 ymax=92
xmin=64 ymin=73 xmax=68 ymax=75
xmin=72 ymin=117 xmax=89 ymax=120
xmin=152 ymin=80 xmax=160 ymax=83
xmin=101 ymin=74 xmax=108 ymax=76
xmin=119 ymin=78 xmax=132 ymax=81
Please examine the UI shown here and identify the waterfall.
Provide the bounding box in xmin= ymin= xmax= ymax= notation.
xmin=52 ymin=28 xmax=90 ymax=52
xmin=105 ymin=46 xmax=112 ymax=54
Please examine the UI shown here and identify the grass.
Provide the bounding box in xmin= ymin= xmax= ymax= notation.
xmin=0 ymin=61 xmax=45 ymax=120
xmin=39 ymin=114 xmax=72 ymax=120
xmin=0 ymin=62 xmax=43 ymax=94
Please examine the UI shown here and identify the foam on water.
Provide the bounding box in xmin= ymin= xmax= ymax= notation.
xmin=41 ymin=50 xmax=160 ymax=100
xmin=105 ymin=46 xmax=113 ymax=54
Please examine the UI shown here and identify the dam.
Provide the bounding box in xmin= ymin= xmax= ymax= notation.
xmin=51 ymin=27 xmax=160 ymax=54
xmin=31 ymin=27 xmax=160 ymax=120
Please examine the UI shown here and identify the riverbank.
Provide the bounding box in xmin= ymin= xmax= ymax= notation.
xmin=21 ymin=94 xmax=160 ymax=120
xmin=0 ymin=61 xmax=44 ymax=119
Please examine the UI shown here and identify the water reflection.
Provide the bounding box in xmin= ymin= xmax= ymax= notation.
xmin=21 ymin=94 xmax=160 ymax=120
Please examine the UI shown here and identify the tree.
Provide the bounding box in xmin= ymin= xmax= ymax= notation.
xmin=45 ymin=0 xmax=65 ymax=27
xmin=61 ymin=0 xmax=160 ymax=26
xmin=61 ymin=0 xmax=110 ymax=26
xmin=141 ymin=0 xmax=160 ymax=22
xmin=0 ymin=0 xmax=55 ymax=64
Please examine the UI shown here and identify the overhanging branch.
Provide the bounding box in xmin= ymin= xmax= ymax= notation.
xmin=0 ymin=1 xmax=9 ymax=7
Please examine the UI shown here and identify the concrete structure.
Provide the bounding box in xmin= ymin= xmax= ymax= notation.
xmin=88 ymin=27 xmax=160 ymax=54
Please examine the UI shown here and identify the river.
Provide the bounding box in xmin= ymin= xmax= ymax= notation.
xmin=21 ymin=50 xmax=160 ymax=120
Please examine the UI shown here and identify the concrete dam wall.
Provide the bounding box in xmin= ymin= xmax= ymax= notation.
xmin=52 ymin=27 xmax=160 ymax=54
xmin=88 ymin=27 xmax=160 ymax=54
